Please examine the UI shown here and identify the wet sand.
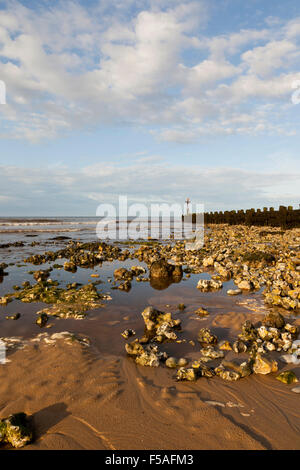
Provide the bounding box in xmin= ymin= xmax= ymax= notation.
xmin=0 ymin=234 xmax=300 ymax=450
xmin=1 ymin=310 xmax=300 ymax=450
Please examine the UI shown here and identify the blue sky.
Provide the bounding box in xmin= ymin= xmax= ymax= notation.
xmin=0 ymin=0 xmax=299 ymax=215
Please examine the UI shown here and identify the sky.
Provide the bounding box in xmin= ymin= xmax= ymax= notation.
xmin=0 ymin=0 xmax=299 ymax=216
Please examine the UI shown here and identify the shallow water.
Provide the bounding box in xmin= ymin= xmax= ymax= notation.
xmin=0 ymin=229 xmax=267 ymax=354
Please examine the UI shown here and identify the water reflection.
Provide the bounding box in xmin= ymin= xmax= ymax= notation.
xmin=150 ymin=274 xmax=182 ymax=290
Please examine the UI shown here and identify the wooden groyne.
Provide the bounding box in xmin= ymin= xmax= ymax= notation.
xmin=188 ymin=206 xmax=300 ymax=228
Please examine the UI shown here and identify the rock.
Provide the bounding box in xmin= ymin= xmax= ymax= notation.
xmin=125 ymin=341 xmax=165 ymax=367
xmin=148 ymin=260 xmax=182 ymax=289
xmin=216 ymin=266 xmax=231 ymax=279
xmin=221 ymin=370 xmax=241 ymax=381
xmin=219 ymin=340 xmax=232 ymax=351
xmin=242 ymin=251 xmax=276 ymax=264
xmin=197 ymin=279 xmax=223 ymax=291
xmin=237 ymin=280 xmax=253 ymax=291
xmin=198 ymin=328 xmax=217 ymax=345
xmin=227 ymin=289 xmax=242 ymax=296
xmin=177 ymin=303 xmax=186 ymax=311
xmin=253 ymin=354 xmax=278 ymax=375
xmin=203 ymin=257 xmax=214 ymax=267
xmin=33 ymin=269 xmax=50 ymax=282
xmin=0 ymin=296 xmax=12 ymax=306
xmin=232 ymin=340 xmax=247 ymax=354
xmin=276 ymin=371 xmax=298 ymax=384
xmin=130 ymin=266 xmax=146 ymax=276
xmin=200 ymin=365 xmax=215 ymax=378
xmin=176 ymin=368 xmax=198 ymax=381
xmin=222 ymin=359 xmax=253 ymax=378
xmin=125 ymin=340 xmax=144 ymax=357
xmin=194 ymin=307 xmax=209 ymax=317
xmin=165 ymin=357 xmax=178 ymax=368
xmin=135 ymin=346 xmax=161 ymax=367
xmin=262 ymin=312 xmax=285 ymax=329
xmin=265 ymin=341 xmax=276 ymax=351
xmin=155 ymin=322 xmax=178 ymax=342
xmin=191 ymin=360 xmax=202 ymax=369
xmin=200 ymin=346 xmax=224 ymax=359
xmin=141 ymin=306 xmax=160 ymax=331
xmin=239 ymin=321 xmax=258 ymax=342
xmin=269 ymin=328 xmax=280 ymax=340
xmin=172 ymin=265 xmax=183 ymax=278
xmin=121 ymin=329 xmax=136 ymax=339
xmin=292 ymin=340 xmax=300 ymax=349
xmin=257 ymin=326 xmax=273 ymax=341
xmin=238 ymin=360 xmax=253 ymax=377
xmin=5 ymin=313 xmax=21 ymax=320
xmin=150 ymin=259 xmax=182 ymax=279
xmin=214 ymin=365 xmax=241 ymax=381
xmin=114 ymin=268 xmax=133 ymax=280
xmin=117 ymin=280 xmax=131 ymax=291
xmin=280 ymin=332 xmax=293 ymax=351
xmin=0 ymin=413 xmax=32 ymax=448
xmin=177 ymin=358 xmax=188 ymax=367
xmin=280 ymin=354 xmax=300 ymax=365
xmin=141 ymin=306 xmax=181 ymax=341
xmin=291 ymin=386 xmax=300 ymax=393
xmin=36 ymin=312 xmax=49 ymax=327
xmin=284 ymin=323 xmax=298 ymax=336
xmin=17 ymin=282 xmax=105 ymax=319
xmin=64 ymin=261 xmax=77 ymax=272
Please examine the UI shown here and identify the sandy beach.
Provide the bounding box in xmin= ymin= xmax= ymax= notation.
xmin=0 ymin=223 xmax=299 ymax=450
xmin=1 ymin=314 xmax=300 ymax=450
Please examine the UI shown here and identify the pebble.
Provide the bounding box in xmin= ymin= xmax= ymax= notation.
xmin=227 ymin=289 xmax=242 ymax=296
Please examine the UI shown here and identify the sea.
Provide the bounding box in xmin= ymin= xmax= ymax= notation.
xmin=0 ymin=216 xmax=198 ymax=243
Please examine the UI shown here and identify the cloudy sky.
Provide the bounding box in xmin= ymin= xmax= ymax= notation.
xmin=0 ymin=0 xmax=299 ymax=216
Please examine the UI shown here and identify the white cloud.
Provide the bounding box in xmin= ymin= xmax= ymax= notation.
xmin=0 ymin=1 xmax=299 ymax=141
xmin=285 ymin=18 xmax=300 ymax=39
xmin=241 ymin=40 xmax=299 ymax=77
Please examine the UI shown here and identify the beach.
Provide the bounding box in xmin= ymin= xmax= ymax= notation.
xmin=0 ymin=219 xmax=300 ymax=450
xmin=0 ymin=0 xmax=300 ymax=455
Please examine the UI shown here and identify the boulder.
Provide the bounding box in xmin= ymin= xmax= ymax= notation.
xmin=150 ymin=259 xmax=182 ymax=280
